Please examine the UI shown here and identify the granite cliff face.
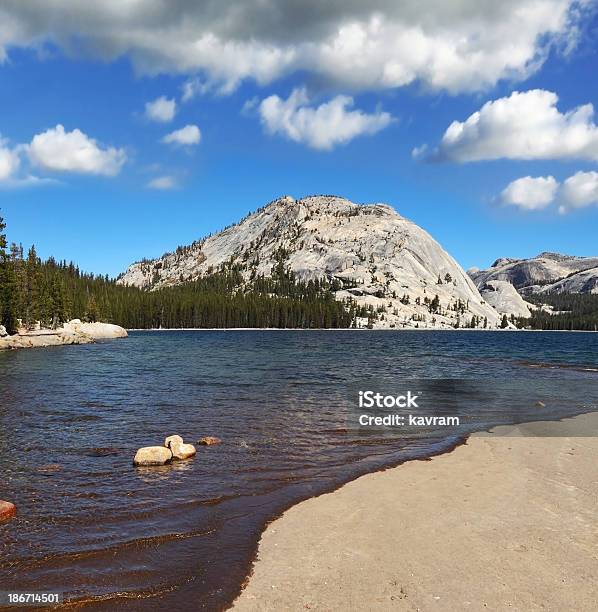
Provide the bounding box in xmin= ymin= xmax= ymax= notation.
xmin=118 ymin=195 xmax=502 ymax=328
xmin=477 ymin=280 xmax=534 ymax=319
xmin=469 ymin=252 xmax=598 ymax=296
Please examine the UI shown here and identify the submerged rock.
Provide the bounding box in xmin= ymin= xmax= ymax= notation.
xmin=87 ymin=447 xmax=120 ymax=457
xmin=0 ymin=500 xmax=16 ymax=522
xmin=198 ymin=436 xmax=222 ymax=446
xmin=134 ymin=446 xmax=173 ymax=466
xmin=164 ymin=434 xmax=196 ymax=460
xmin=37 ymin=464 xmax=62 ymax=474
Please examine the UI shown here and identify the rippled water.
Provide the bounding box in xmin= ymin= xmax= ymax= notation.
xmin=0 ymin=330 xmax=597 ymax=610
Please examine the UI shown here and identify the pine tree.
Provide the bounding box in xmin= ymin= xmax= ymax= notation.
xmin=85 ymin=294 xmax=100 ymax=322
xmin=25 ymin=245 xmax=41 ymax=325
xmin=0 ymin=213 xmax=18 ymax=333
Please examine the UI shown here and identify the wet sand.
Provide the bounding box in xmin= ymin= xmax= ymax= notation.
xmin=233 ymin=412 xmax=598 ymax=611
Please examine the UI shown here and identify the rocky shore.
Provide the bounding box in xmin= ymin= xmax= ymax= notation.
xmin=0 ymin=319 xmax=128 ymax=351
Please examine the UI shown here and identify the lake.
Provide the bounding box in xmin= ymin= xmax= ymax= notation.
xmin=1 ymin=330 xmax=597 ymax=610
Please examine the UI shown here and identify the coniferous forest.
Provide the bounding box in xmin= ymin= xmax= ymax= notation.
xmin=520 ymin=293 xmax=598 ymax=331
xmin=0 ymin=214 xmax=362 ymax=333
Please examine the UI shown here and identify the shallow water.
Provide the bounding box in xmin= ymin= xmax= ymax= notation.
xmin=0 ymin=330 xmax=597 ymax=610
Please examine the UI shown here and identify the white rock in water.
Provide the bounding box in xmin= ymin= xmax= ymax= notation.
xmin=164 ymin=434 xmax=184 ymax=449
xmin=117 ymin=195 xmax=503 ymax=329
xmin=134 ymin=446 xmax=173 ymax=466
xmin=63 ymin=320 xmax=128 ymax=339
xmin=172 ymin=443 xmax=196 ymax=460
xmin=1 ymin=320 xmax=127 ymax=351
xmin=164 ymin=434 xmax=196 ymax=460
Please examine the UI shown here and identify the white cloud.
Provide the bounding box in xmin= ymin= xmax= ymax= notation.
xmin=0 ymin=135 xmax=60 ymax=188
xmin=429 ymin=90 xmax=598 ymax=162
xmin=145 ymin=96 xmax=177 ymax=122
xmin=497 ymin=171 xmax=598 ymax=214
xmin=559 ymin=170 xmax=598 ymax=213
xmin=162 ymin=124 xmax=201 ymax=146
xmin=0 ymin=1 xmax=584 ymax=94
xmin=0 ymin=139 xmax=20 ymax=181
xmin=500 ymin=175 xmax=558 ymax=210
xmin=147 ymin=175 xmax=177 ymax=190
xmin=259 ymin=88 xmax=393 ymax=150
xmin=28 ymin=125 xmax=126 ymax=176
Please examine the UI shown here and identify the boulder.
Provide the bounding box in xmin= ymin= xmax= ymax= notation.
xmin=198 ymin=436 xmax=222 ymax=446
xmin=172 ymin=443 xmax=196 ymax=460
xmin=0 ymin=325 xmax=7 ymax=338
xmin=0 ymin=500 xmax=16 ymax=522
xmin=164 ymin=434 xmax=184 ymax=450
xmin=63 ymin=320 xmax=128 ymax=339
xmin=164 ymin=434 xmax=196 ymax=460
xmin=133 ymin=446 xmax=173 ymax=466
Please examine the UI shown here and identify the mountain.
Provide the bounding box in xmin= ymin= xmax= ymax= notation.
xmin=476 ymin=280 xmax=534 ymax=318
xmin=469 ymin=252 xmax=598 ymax=296
xmin=118 ymin=195 xmax=502 ymax=329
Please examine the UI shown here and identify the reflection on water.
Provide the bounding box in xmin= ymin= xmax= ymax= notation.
xmin=0 ymin=330 xmax=596 ymax=610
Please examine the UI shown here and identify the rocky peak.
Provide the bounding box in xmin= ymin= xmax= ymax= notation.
xmin=490 ymin=257 xmax=519 ymax=268
xmin=535 ymin=252 xmax=577 ymax=262
xmin=119 ymin=194 xmax=503 ymax=329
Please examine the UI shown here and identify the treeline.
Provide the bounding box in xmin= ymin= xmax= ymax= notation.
xmin=520 ymin=292 xmax=598 ymax=331
xmin=0 ymin=213 xmax=363 ymax=333
xmin=113 ymin=272 xmax=359 ymax=329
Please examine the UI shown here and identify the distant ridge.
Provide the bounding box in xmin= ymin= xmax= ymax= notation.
xmin=470 ymin=252 xmax=598 ymax=296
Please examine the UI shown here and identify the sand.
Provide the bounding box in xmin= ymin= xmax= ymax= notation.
xmin=233 ymin=413 xmax=598 ymax=611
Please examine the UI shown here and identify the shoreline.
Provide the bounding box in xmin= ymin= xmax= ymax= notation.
xmin=232 ymin=412 xmax=598 ymax=611
xmin=0 ymin=321 xmax=128 ymax=351
xmin=127 ymin=327 xmax=598 ymax=333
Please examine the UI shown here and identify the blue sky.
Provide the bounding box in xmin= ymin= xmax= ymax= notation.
xmin=0 ymin=1 xmax=597 ymax=277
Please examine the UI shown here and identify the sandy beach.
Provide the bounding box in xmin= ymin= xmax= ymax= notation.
xmin=233 ymin=413 xmax=598 ymax=611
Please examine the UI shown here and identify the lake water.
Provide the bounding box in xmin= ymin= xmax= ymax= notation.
xmin=1 ymin=330 xmax=597 ymax=610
